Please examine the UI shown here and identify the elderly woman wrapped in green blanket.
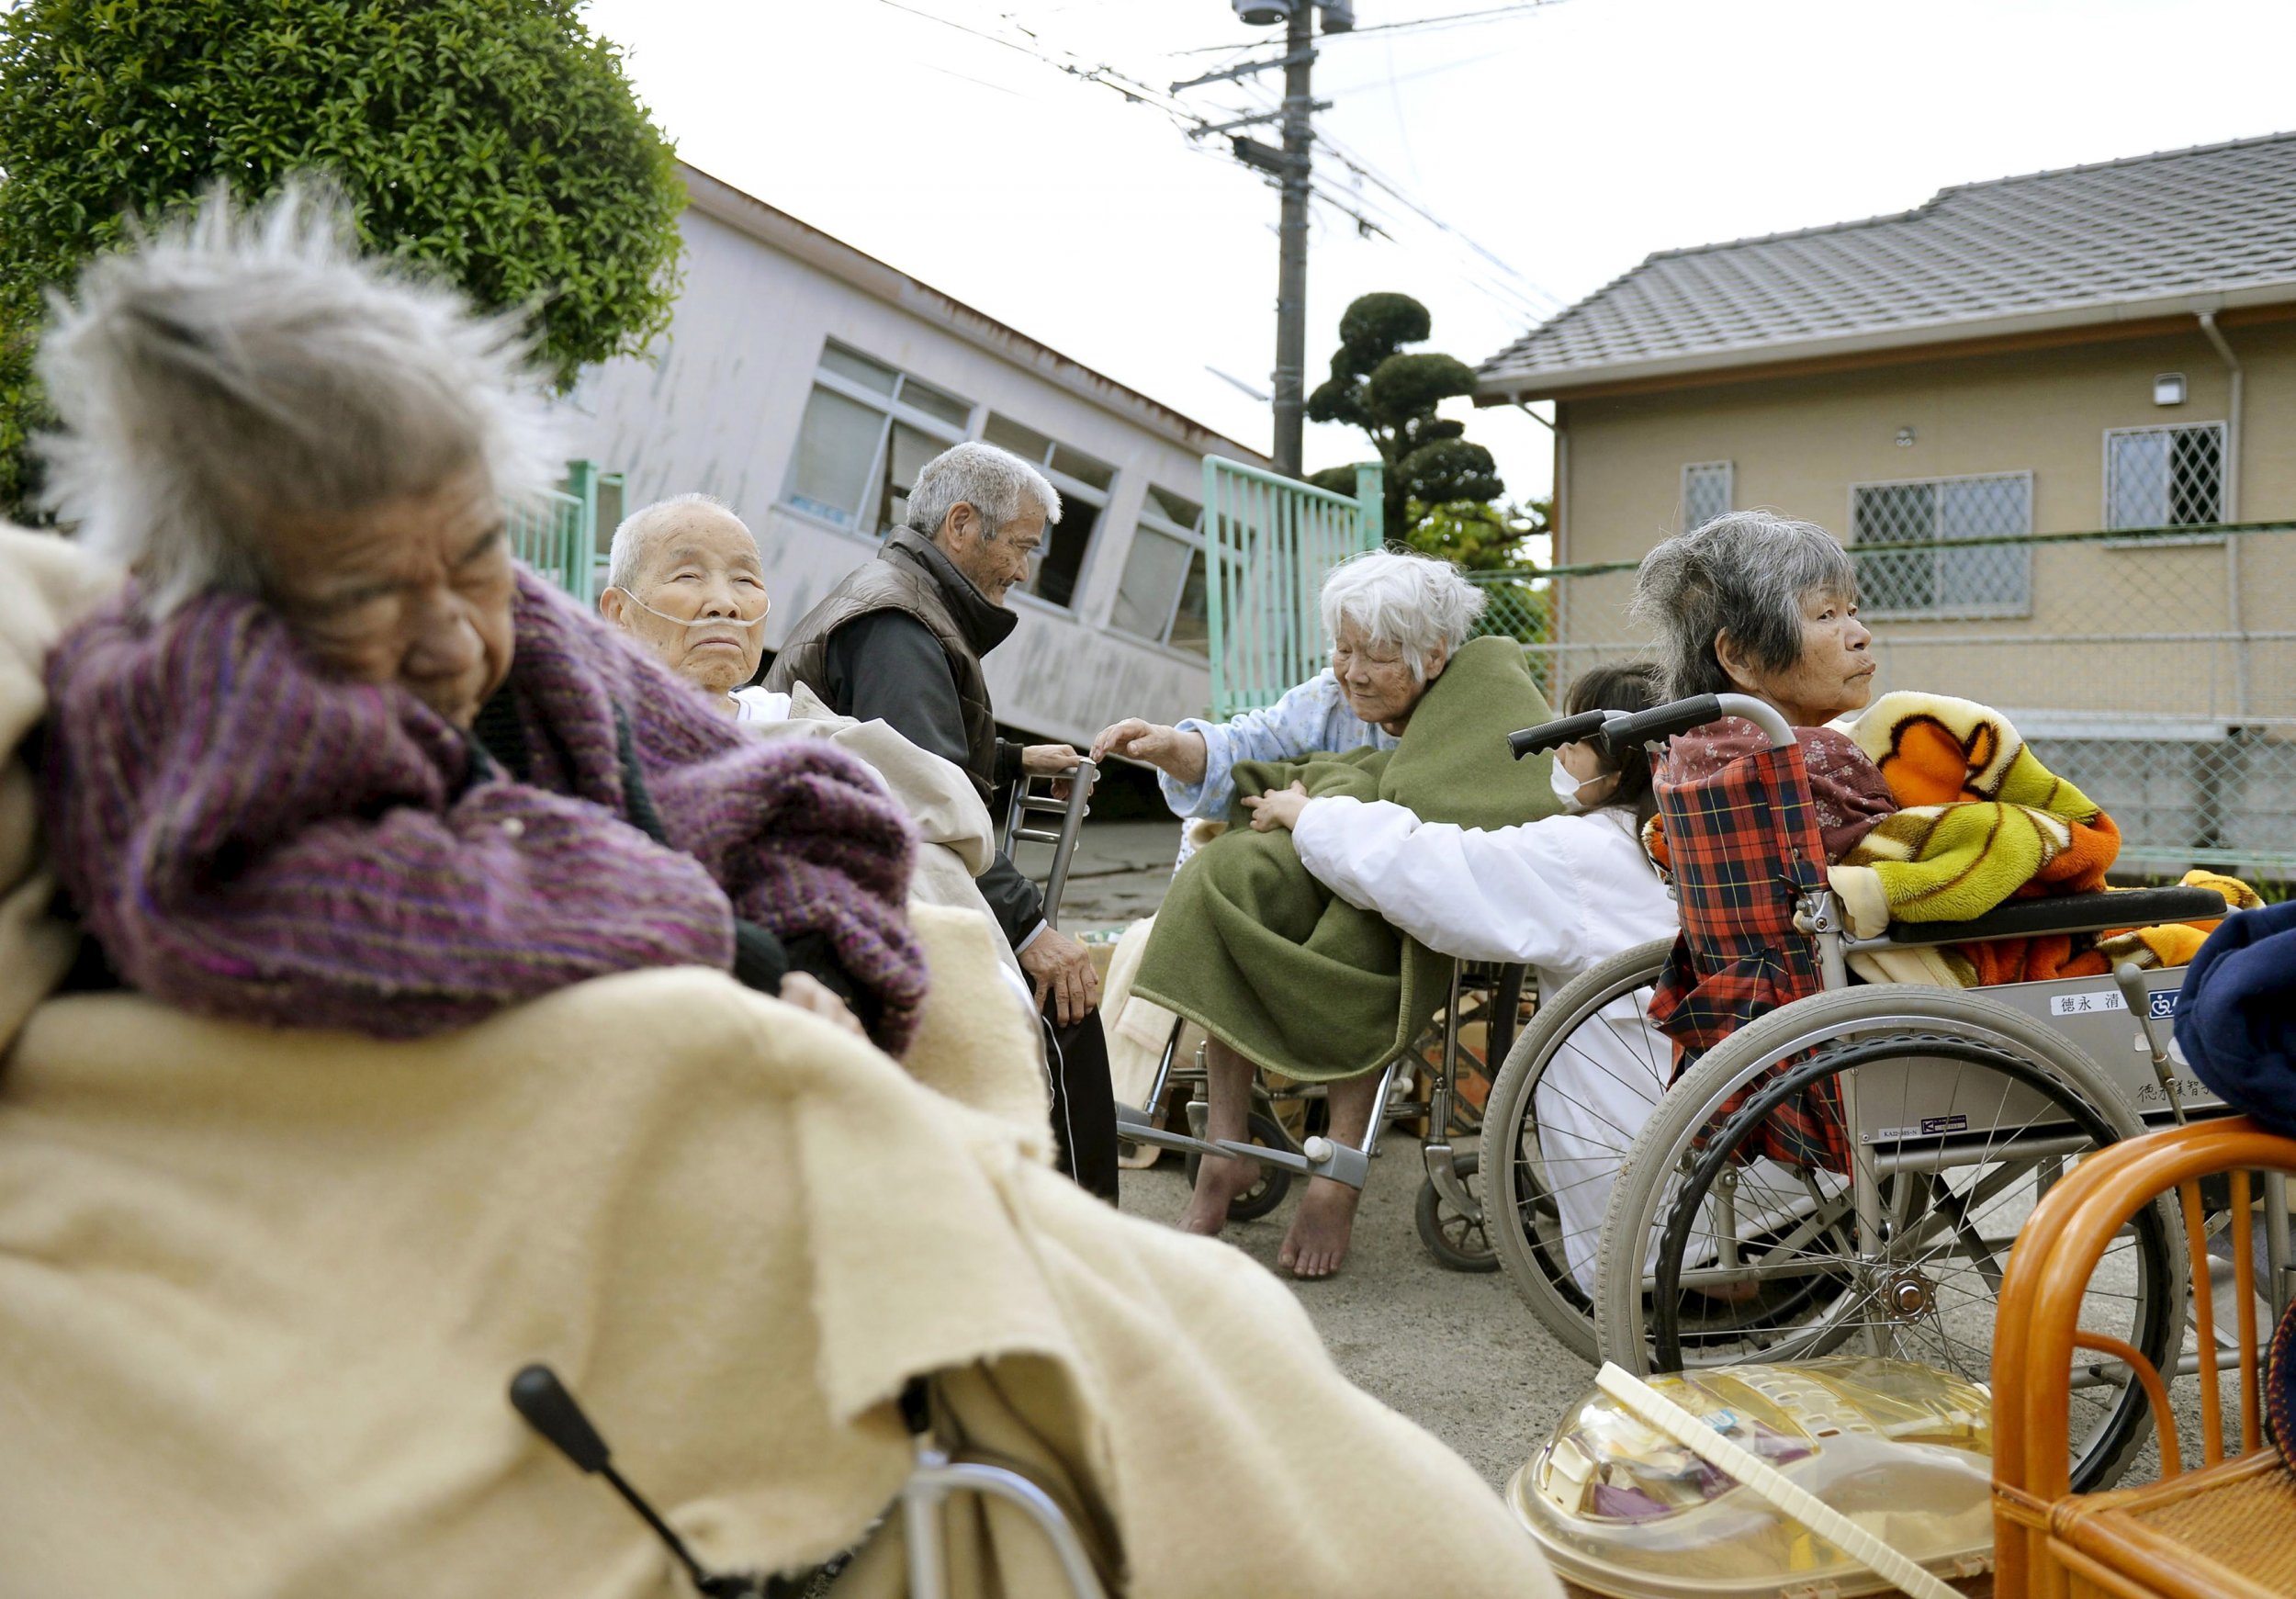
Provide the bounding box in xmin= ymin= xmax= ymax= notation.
xmin=1106 ymin=550 xmax=1562 ymax=1278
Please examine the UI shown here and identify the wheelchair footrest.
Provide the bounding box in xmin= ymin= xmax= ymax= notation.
xmin=1109 ymin=1104 xmax=1370 ymax=1189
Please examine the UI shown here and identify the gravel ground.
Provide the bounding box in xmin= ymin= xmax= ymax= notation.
xmin=1118 ymin=1154 xmax=1594 ymax=1490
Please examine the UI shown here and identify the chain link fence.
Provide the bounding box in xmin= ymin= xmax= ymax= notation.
xmin=1467 ymin=521 xmax=2296 ymax=883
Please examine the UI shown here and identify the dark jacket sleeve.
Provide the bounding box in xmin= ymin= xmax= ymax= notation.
xmin=825 ymin=612 xmax=1045 ymax=948
xmin=824 ymin=611 xmax=973 ymax=771
xmin=976 ymin=851 xmax=1048 ymax=951
xmin=994 ymin=738 xmax=1028 ymax=787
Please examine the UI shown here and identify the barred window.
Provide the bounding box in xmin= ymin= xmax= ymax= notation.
xmin=1851 ymin=472 xmax=2032 ymax=617
xmin=2105 ymin=422 xmax=2226 ymax=535
xmin=1682 ymin=460 xmax=1732 ymax=532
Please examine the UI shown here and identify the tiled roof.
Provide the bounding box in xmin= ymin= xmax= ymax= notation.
xmin=1480 ymin=131 xmax=2296 ymax=397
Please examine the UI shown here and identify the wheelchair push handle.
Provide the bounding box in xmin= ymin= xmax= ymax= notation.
xmin=1505 ymin=692 xmax=1795 ymax=761
xmin=1602 ymin=694 xmax=1727 ymax=752
xmin=1505 ymin=709 xmax=1610 ymax=759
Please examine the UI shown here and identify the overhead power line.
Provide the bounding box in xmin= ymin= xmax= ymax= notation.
xmin=873 ymin=0 xmax=1570 ymax=451
xmin=1167 ymin=1 xmax=1569 ymax=55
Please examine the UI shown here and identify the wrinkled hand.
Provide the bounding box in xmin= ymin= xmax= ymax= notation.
xmin=779 ymin=972 xmax=866 ymax=1039
xmin=1022 ymin=742 xmax=1084 ymax=776
xmin=1089 ymin=718 xmax=1210 ymax=784
xmin=1023 ymin=741 xmax=1090 ymax=799
xmin=1243 ymin=781 xmax=1311 ymax=833
xmin=1019 ymin=926 xmax=1101 ymax=1027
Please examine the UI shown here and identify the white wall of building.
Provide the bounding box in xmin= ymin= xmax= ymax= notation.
xmin=559 ymin=170 xmax=1262 ymax=745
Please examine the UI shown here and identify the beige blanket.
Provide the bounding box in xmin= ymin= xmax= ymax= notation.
xmin=0 ymin=951 xmax=1556 ymax=1596
xmin=0 ymin=525 xmax=119 ymax=1052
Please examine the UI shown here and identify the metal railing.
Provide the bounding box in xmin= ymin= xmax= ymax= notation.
xmin=508 ymin=460 xmax=623 ymax=606
xmin=509 ymin=487 xmax=590 ymax=600
xmin=1201 ymin=457 xmax=1383 ymax=719
xmin=1467 ymin=520 xmax=2296 ymax=880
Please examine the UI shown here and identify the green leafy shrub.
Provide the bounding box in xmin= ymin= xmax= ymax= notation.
xmin=0 ymin=0 xmax=685 ymax=513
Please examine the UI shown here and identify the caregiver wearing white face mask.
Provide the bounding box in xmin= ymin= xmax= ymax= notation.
xmin=1241 ymin=661 xmax=1681 ymax=1291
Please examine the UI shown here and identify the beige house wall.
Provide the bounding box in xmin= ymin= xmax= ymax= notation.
xmin=1558 ymin=322 xmax=2296 ymax=559
xmin=1548 ymin=321 xmax=2296 ymax=722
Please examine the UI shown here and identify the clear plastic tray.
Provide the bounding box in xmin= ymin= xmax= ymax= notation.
xmin=1509 ymin=1357 xmax=1994 ymax=1599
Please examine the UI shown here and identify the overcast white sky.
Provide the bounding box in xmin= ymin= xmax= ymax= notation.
xmin=580 ymin=0 xmax=2296 ymax=502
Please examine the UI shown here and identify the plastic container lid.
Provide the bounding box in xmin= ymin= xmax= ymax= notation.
xmin=1509 ymin=1357 xmax=1994 ymax=1599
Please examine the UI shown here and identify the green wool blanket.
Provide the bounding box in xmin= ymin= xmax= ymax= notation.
xmin=1131 ymin=636 xmax=1560 ymax=1084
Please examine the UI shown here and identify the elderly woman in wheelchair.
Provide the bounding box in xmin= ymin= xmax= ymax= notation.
xmin=1503 ymin=510 xmax=2236 ymax=1492
xmin=1095 ymin=548 xmax=1556 ymax=1278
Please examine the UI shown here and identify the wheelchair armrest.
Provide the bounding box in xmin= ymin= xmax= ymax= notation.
xmin=1881 ymin=884 xmax=2233 ymax=947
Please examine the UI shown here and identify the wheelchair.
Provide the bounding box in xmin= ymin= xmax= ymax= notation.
xmin=1115 ymin=957 xmax=1527 ymax=1272
xmin=1495 ymin=690 xmax=2253 ymax=1492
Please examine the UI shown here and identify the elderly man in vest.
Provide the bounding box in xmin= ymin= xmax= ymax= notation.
xmin=770 ymin=441 xmax=1118 ymax=1199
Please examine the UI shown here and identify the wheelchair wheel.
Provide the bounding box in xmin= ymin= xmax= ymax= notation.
xmin=1478 ymin=937 xmax=1674 ymax=1361
xmin=1183 ymin=1110 xmax=1295 ymax=1223
xmin=1416 ymin=1152 xmax=1499 ymax=1273
xmin=1594 ymin=985 xmax=2184 ymax=1494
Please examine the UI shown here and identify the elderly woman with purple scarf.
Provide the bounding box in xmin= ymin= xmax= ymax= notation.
xmin=33 ymin=186 xmax=927 ymax=1050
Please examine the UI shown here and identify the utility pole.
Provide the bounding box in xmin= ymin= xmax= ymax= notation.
xmin=1271 ymin=3 xmax=1315 ymax=477
xmin=1185 ymin=3 xmax=1349 ymax=475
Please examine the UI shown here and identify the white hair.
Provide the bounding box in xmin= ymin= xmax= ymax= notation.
xmin=1320 ymin=546 xmax=1487 ymax=682
xmin=906 ymin=441 xmax=1061 ymax=542
xmin=34 ymin=179 xmax=561 ymax=616
xmin=606 ymin=491 xmax=747 ymax=592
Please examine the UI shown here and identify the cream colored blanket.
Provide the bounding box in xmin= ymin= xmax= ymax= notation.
xmin=0 ymin=952 xmax=1555 ymax=1596
xmin=720 ymin=682 xmax=1025 ymax=984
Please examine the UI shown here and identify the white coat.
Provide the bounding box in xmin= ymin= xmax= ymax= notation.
xmin=1290 ymin=796 xmax=1677 ymax=1289
xmin=1289 ymin=795 xmax=1814 ymax=1293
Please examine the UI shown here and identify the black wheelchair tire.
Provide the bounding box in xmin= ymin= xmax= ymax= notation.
xmin=1647 ymin=1029 xmax=2178 ymax=1495
xmin=1416 ymin=1151 xmax=1500 ymax=1273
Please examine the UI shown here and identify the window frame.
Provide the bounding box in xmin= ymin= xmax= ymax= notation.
xmin=1681 ymin=460 xmax=1733 ymax=533
xmin=1109 ymin=490 xmax=1210 ymax=658
xmin=2101 ymin=421 xmax=2230 ymax=549
xmin=983 ymin=414 xmax=1117 ymax=615
xmin=1846 ymin=467 xmax=2034 ymax=622
xmin=778 ymin=339 xmax=976 ymax=539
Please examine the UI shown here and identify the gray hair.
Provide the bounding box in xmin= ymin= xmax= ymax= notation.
xmin=1320 ymin=546 xmax=1486 ymax=682
xmin=1630 ymin=510 xmax=1859 ymax=699
xmin=34 ymin=180 xmax=560 ymax=616
xmin=906 ymin=441 xmax=1061 ymax=542
xmin=606 ymin=491 xmax=747 ymax=592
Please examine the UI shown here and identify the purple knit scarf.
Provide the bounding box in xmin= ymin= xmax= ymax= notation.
xmin=40 ymin=569 xmax=928 ymax=1049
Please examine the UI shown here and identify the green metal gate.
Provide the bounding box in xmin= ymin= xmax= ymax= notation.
xmin=507 ymin=459 xmax=623 ymax=605
xmin=1200 ymin=458 xmax=1384 ymax=719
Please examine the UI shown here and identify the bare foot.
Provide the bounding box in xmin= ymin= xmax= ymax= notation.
xmin=1179 ymin=1153 xmax=1257 ymax=1236
xmin=1277 ymin=1177 xmax=1362 ymax=1278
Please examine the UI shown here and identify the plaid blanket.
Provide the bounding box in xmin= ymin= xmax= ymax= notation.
xmin=1648 ymin=739 xmax=1847 ymax=1170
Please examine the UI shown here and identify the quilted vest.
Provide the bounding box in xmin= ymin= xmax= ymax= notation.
xmin=766 ymin=528 xmax=1014 ymax=803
